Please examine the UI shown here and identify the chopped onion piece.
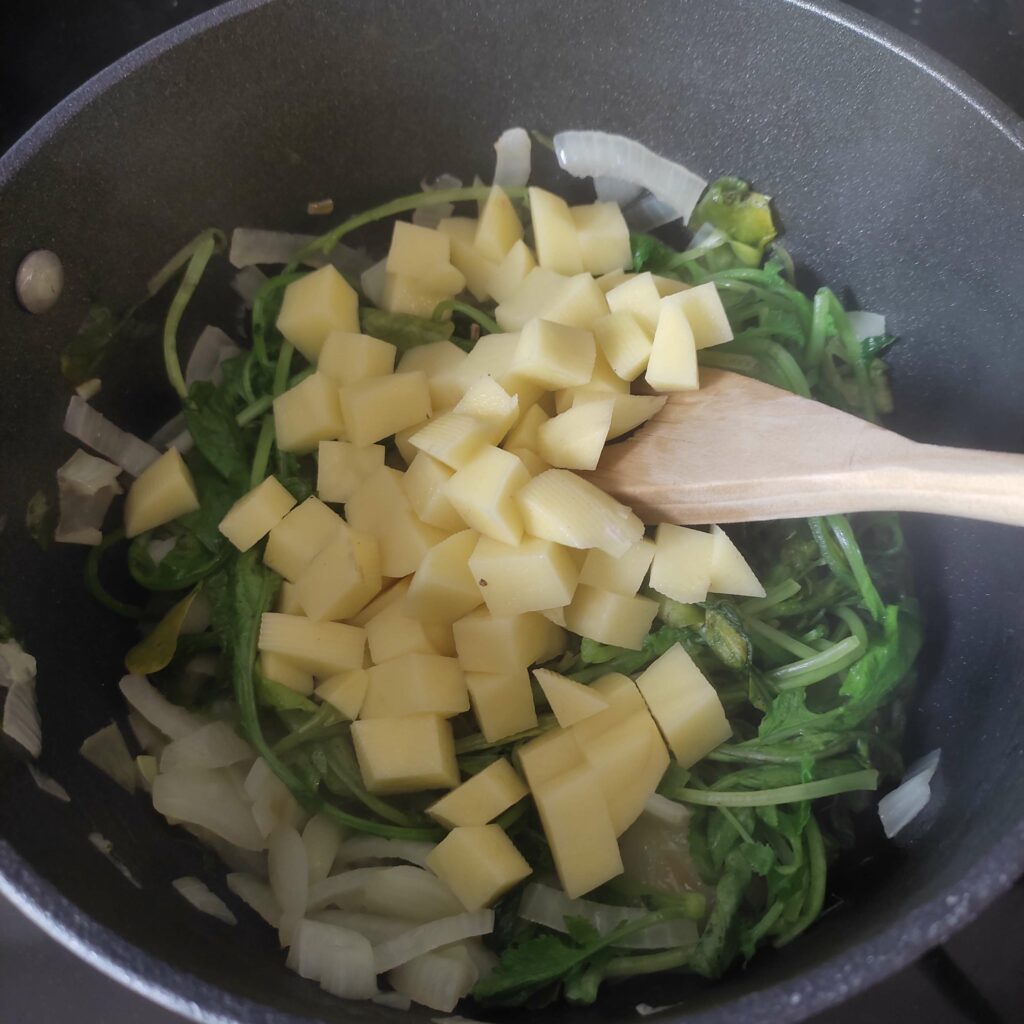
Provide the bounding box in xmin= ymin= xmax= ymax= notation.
xmin=493 ymin=128 xmax=531 ymax=188
xmin=227 ymin=872 xmax=282 ymax=927
xmin=80 ymin=722 xmax=136 ymax=792
xmin=88 ymin=832 xmax=142 ymax=887
xmin=244 ymin=757 xmax=303 ymax=838
xmin=623 ymin=192 xmax=682 ymax=232
xmin=554 ymin=130 xmax=708 ymax=223
xmin=148 ymin=412 xmax=189 ymax=451
xmin=372 ymin=910 xmax=495 ymax=973
xmin=75 ymin=378 xmax=102 ymax=401
xmin=686 ymin=222 xmax=727 ymax=251
xmin=159 ymin=721 xmax=253 ymax=773
xmin=0 ymin=640 xmax=36 ymax=689
xmin=173 ymin=876 xmax=237 ymax=925
xmin=152 ymin=767 xmax=266 ymax=851
xmin=518 ymin=883 xmax=697 ymax=951
xmin=64 ymin=396 xmax=160 ymax=477
xmin=643 ymin=793 xmax=690 ymax=826
xmin=229 ymin=228 xmax=318 ymax=268
xmin=413 ymin=174 xmax=463 ymax=228
xmin=879 ymin=749 xmax=941 ymax=838
xmin=28 ymin=765 xmax=70 ymax=802
xmin=360 ymin=865 xmax=463 ymax=922
xmin=846 ymin=310 xmax=887 ymax=341
xmin=390 ymin=947 xmax=478 ymax=1013
xmin=328 ymin=243 xmax=374 ymax=279
xmin=286 ymin=919 xmax=378 ymax=1000
xmin=145 ymin=536 xmax=177 ymax=567
xmin=184 ymin=326 xmax=241 ymax=389
xmin=336 ymin=836 xmax=435 ymax=868
xmin=269 ymin=825 xmax=309 ymax=945
xmin=127 ymin=709 xmax=166 ymax=755
xmin=231 ymin=266 xmax=269 ymax=307
xmin=594 ymin=176 xmax=644 ymax=206
xmin=3 ymin=678 xmax=41 ymax=758
xmin=373 ymin=991 xmax=413 ymax=1011
xmin=636 ymin=1003 xmax=679 ymax=1016
xmin=307 ymin=867 xmax=383 ymax=912
xmin=119 ymin=674 xmax=204 ymax=740
xmin=55 ymin=449 xmax=123 ymax=546
xmin=303 ymin=814 xmax=343 ymax=886
xmin=314 ymin=909 xmax=415 ymax=943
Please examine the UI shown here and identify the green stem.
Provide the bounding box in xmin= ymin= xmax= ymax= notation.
xmin=235 ymin=367 xmax=314 ymax=425
xmin=774 ymin=815 xmax=827 ymax=945
xmin=85 ymin=530 xmax=146 ymax=619
xmin=272 ymin=342 xmax=296 ymax=397
xmin=163 ymin=232 xmax=218 ymax=400
xmin=769 ymin=634 xmax=864 ymax=690
xmin=827 ymin=291 xmax=878 ymax=422
xmin=146 ymin=228 xmax=225 ymax=297
xmin=665 ymin=768 xmax=877 ymax=807
xmin=827 ymin=514 xmax=885 ymax=621
xmin=744 ymin=616 xmax=819 ymax=661
xmin=602 ymin=946 xmax=691 ymax=979
xmin=249 ymin=415 xmax=276 ymax=488
xmin=432 ymin=298 xmax=500 ymax=335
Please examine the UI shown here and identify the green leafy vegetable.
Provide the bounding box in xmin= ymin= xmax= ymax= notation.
xmin=690 ymin=177 xmax=777 ymax=254
xmin=25 ymin=491 xmax=54 ymax=550
xmin=124 ymin=589 xmax=200 ymax=674
xmin=360 ymin=307 xmax=455 ymax=350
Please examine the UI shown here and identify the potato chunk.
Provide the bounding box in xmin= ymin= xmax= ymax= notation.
xmin=351 ymin=714 xmax=459 ymax=794
xmin=426 ymin=825 xmax=531 ymax=910
xmin=276 ymin=265 xmax=359 ymax=362
xmin=124 ymin=448 xmax=200 ymax=539
xmin=427 ymin=758 xmax=529 ymax=829
xmin=218 ymin=476 xmax=296 ymax=552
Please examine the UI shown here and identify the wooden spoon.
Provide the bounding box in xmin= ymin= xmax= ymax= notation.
xmin=584 ymin=369 xmax=1024 ymax=527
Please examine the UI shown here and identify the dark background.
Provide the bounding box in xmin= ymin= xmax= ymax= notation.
xmin=1 ymin=1 xmax=1022 ymax=1022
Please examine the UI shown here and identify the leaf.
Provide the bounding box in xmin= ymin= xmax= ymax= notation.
xmin=128 ymin=529 xmax=227 ymax=592
xmin=690 ymin=177 xmax=777 ymax=253
xmin=568 ymin=625 xmax=697 ymax=683
xmin=124 ymin=589 xmax=199 ymax=674
xmin=702 ymin=601 xmax=751 ymax=669
xmin=25 ymin=491 xmax=54 ymax=550
xmin=360 ymin=307 xmax=454 ymax=351
xmin=60 ymin=303 xmax=155 ymax=385
xmin=255 ymin=673 xmax=317 ymax=713
xmin=564 ymin=916 xmax=601 ymax=946
xmin=688 ymin=848 xmax=753 ymax=979
xmin=184 ymin=381 xmax=251 ymax=487
xmin=656 ymin=594 xmax=704 ymax=628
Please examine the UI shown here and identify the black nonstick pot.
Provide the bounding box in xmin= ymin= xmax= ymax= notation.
xmin=1 ymin=1 xmax=1023 ymax=1021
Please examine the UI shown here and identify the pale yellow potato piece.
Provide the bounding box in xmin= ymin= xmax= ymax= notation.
xmin=531 ymin=763 xmax=623 ymax=898
xmin=452 ymin=607 xmax=566 ymax=673
xmin=504 ymin=403 xmax=549 ymax=453
xmin=124 ymin=448 xmax=200 ymax=539
xmin=431 ymin=332 xmax=518 ymax=409
xmin=513 ymin=319 xmax=596 ymax=390
xmin=276 ymin=580 xmax=304 ymax=615
xmin=316 ymin=669 xmax=369 ymax=719
xmin=570 ymin=673 xmax=647 ymax=747
xmin=409 ymin=412 xmax=492 ymax=470
xmin=452 ymin=376 xmax=519 ymax=444
xmin=218 ymin=475 xmax=296 ymax=552
xmin=397 ymin=339 xmax=466 ymax=380
xmin=488 ymin=239 xmax=537 ymax=304
xmin=426 ymin=824 xmax=531 ymax=910
xmin=273 ymin=373 xmax=346 ymax=454
xmin=507 ymin=447 xmax=549 ymax=477
xmin=445 ymin=446 xmax=529 ymax=546
xmin=572 ymin=392 xmax=667 ymax=440
xmin=495 ymin=268 xmax=609 ymax=332
xmin=661 ymin=280 xmax=733 ymax=349
xmin=529 ymin=187 xmax=583 ymax=274
xmin=382 ymin=272 xmax=457 ymax=318
xmin=516 ymin=469 xmax=644 ymax=559
xmin=635 ymin=644 xmax=732 ymax=767
xmin=366 ymin=590 xmax=455 ymax=662
xmin=263 ymin=496 xmax=342 ymax=581
xmin=316 ymin=441 xmax=385 ymax=504
xmin=465 ymin=669 xmax=537 ymax=743
xmin=537 ymin=399 xmax=614 ymax=471
xmin=570 ymin=202 xmax=631 ymax=275
xmin=437 ymin=217 xmax=477 ymax=245
xmin=653 ymin=275 xmax=689 ymax=297
xmin=361 ymin=653 xmax=469 ymax=719
xmin=317 ymin=331 xmax=396 ymax=385
xmin=534 ymin=668 xmax=609 ymax=727
xmin=469 ymin=535 xmax=580 ymax=616
xmin=540 ymin=605 xmax=567 ymax=627
xmin=401 ymin=452 xmax=465 ymax=532
xmin=386 ymin=221 xmax=455 ymax=289
xmin=405 ymin=529 xmax=484 ymax=624
xmin=258 ymin=613 xmax=365 ymax=676
xmin=349 ymin=577 xmax=410 ymax=627
xmin=259 ymin=651 xmax=313 ymax=696
xmin=563 ymin=585 xmax=659 ymax=650
xmin=592 ymin=311 xmax=653 ymax=381
xmin=427 ymin=758 xmax=528 ymax=828
xmin=650 ymin=524 xmax=714 ymax=604
xmin=579 ymin=538 xmax=655 ymax=596
xmin=597 ymin=269 xmax=633 ymax=293
xmin=439 ymin=216 xmax=497 ymax=301
xmin=554 ymin=353 xmax=628 ymax=413
xmin=276 ymin=265 xmax=359 ymax=362
xmin=294 ymin=526 xmax=381 ymax=622
xmin=340 ymin=370 xmax=432 ymax=448
xmin=474 ymin=187 xmax=523 ymax=263
xmin=606 ymin=272 xmax=662 ymax=334
xmin=394 ymin=420 xmax=428 ymax=466
xmin=709 ymin=525 xmax=766 ymax=598
xmin=646 ymin=302 xmax=698 ymax=392
xmin=351 ymin=714 xmax=459 ymax=794
xmin=516 ymin=727 xmax=583 ymax=790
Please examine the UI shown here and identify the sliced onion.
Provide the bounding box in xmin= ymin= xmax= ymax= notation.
xmin=159 ymin=721 xmax=253 ymax=773
xmin=361 ymin=258 xmax=387 ymax=307
xmin=244 ymin=757 xmax=303 ymax=838
xmin=643 ymin=793 xmax=690 ymax=826
xmin=360 ymin=865 xmax=463 ymax=922
xmin=636 ymin=1003 xmax=678 ymax=1016
xmin=88 ymin=832 xmax=142 ymax=888
xmin=286 ymin=919 xmax=378 ymax=1000
xmin=327 ymin=243 xmax=374 ymax=279
xmin=493 ymin=128 xmax=531 ymax=189
xmin=64 ymin=397 xmax=160 ymax=477
xmin=518 ymin=882 xmax=697 ymax=951
xmin=461 ymin=939 xmax=498 ymax=982
xmin=173 ymin=876 xmax=237 ymax=925
xmin=372 ymin=991 xmax=412 ymax=1011
xmin=686 ymin=222 xmax=727 ymax=252
xmin=389 ymin=946 xmax=478 ymax=1013
xmin=302 ymin=813 xmax=343 ymax=885
xmin=594 ymin=176 xmax=644 ymax=206
xmin=28 ymin=765 xmax=70 ymax=802
xmin=879 ymin=749 xmax=941 ymax=839
xmin=0 ymin=640 xmax=36 ymax=689
xmin=231 ymin=266 xmax=269 ymax=307
xmin=145 ymin=536 xmax=178 ymax=568
xmin=269 ymin=825 xmax=309 ymax=946
xmin=80 ymin=722 xmax=136 ymax=792
xmin=229 ymin=228 xmax=318 ymax=268
xmin=55 ymin=449 xmax=123 ymax=546
xmin=554 ymin=130 xmax=707 ymax=223
xmin=314 ymin=909 xmax=415 ymax=943
xmin=413 ymin=174 xmax=463 ymax=228
xmin=127 ymin=709 xmax=166 ymax=755
xmin=119 ymin=674 xmax=204 ymax=740
xmin=846 ymin=310 xmax=887 ymax=341
xmin=372 ymin=910 xmax=494 ymax=973
xmin=307 ymin=867 xmax=384 ymax=913
xmin=152 ymin=767 xmax=266 ymax=851
xmin=336 ymin=836 xmax=435 ymax=868
xmin=136 ymin=754 xmax=158 ymax=792
xmin=622 ymin=192 xmax=683 ymax=232
xmin=148 ymin=412 xmax=190 ymax=451
xmin=75 ymin=378 xmax=102 ymax=401
xmin=227 ymin=872 xmax=282 ymax=927
xmin=184 ymin=325 xmax=241 ymax=389
xmin=3 ymin=678 xmax=41 ymax=758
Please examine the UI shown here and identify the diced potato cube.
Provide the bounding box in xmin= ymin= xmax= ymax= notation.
xmin=277 ymin=265 xmax=359 ymax=362
xmin=537 ymin=399 xmax=613 ymax=471
xmin=563 ymin=585 xmax=659 ymax=650
xmin=276 ymin=580 xmax=304 ymax=615
xmin=259 ymin=651 xmax=313 ymax=695
xmin=597 ymin=269 xmax=633 ymax=293
xmin=474 ymin=187 xmax=523 ymax=262
xmin=426 ymin=825 xmax=531 ymax=911
xmin=570 ymin=202 xmax=631 ymax=275
xmin=218 ymin=475 xmax=296 ymax=552
xmin=274 ymin=373 xmax=346 ymax=454
xmin=264 ymin=496 xmax=343 ymax=581
xmin=593 ymin=311 xmax=653 ymax=381
xmin=465 ymin=669 xmax=537 ymax=743
xmin=646 ymin=302 xmax=698 ymax=392
xmin=448 ymin=235 xmax=497 ymax=302
xmin=555 ymin=353 xmax=628 ymax=414
xmin=504 ymin=403 xmax=549 ymax=453
xmin=469 ymin=535 xmax=580 ymax=616
xmin=579 ymin=538 xmax=655 ymax=595
xmin=452 ymin=608 xmax=566 ymax=673
xmin=507 ymin=446 xmax=550 ymax=477
xmin=409 ymin=413 xmax=491 ymax=470
xmin=317 ymin=441 xmax=386 ymax=504
xmin=431 ymin=333 xmax=518 ymax=409
xmin=662 ymin=280 xmax=733 ymax=349
xmin=316 ymin=669 xmax=368 ymax=719
xmin=258 ymin=613 xmax=366 ymax=676
xmin=437 ymin=217 xmax=477 ymax=245
xmin=606 ymin=272 xmax=662 ymax=334
xmin=350 ymin=577 xmax=410 ymax=627
xmin=513 ymin=319 xmax=595 ymax=390
xmin=650 ymin=524 xmax=714 ymax=604
xmin=427 ymin=758 xmax=529 ymax=828
xmin=516 ymin=727 xmax=583 ymax=789
xmin=382 ymin=273 xmax=457 ymax=318
xmin=445 ymin=446 xmax=529 ymax=546
xmin=452 ymin=377 xmax=519 ymax=445
xmin=529 ymin=187 xmax=583 ymax=275
xmin=317 ymin=330 xmax=396 ymax=385
xmin=361 ymin=653 xmax=469 ymax=719
xmin=542 ymin=274 xmax=611 ymax=330
xmin=534 ymin=668 xmax=609 ymax=727
xmin=340 ymin=371 xmax=432 ymax=447
xmin=402 ymin=453 xmax=465 ymax=531
xmin=488 ymin=239 xmax=537 ymax=304
xmin=653 ymin=275 xmax=689 ymax=297
xmin=294 ymin=526 xmax=381 ymax=621
xmin=405 ymin=529 xmax=484 ymax=623
xmin=124 ymin=448 xmax=200 ymax=539
xmin=397 ymin=339 xmax=466 ymax=381
xmin=709 ymin=525 xmax=766 ymax=598
xmin=572 ymin=392 xmax=667 ymax=440
xmin=366 ymin=590 xmax=455 ymax=662
xmin=570 ymin=672 xmax=646 ymax=747
xmin=395 ymin=420 xmax=428 ymax=466
xmin=540 ymin=605 xmax=567 ymax=627
xmin=635 ymin=644 xmax=731 ymax=767
xmin=496 ymin=268 xmax=609 ymax=332
xmin=351 ymin=714 xmax=459 ymax=794
xmin=531 ymin=763 xmax=623 ymax=898
xmin=386 ymin=221 xmax=462 ymax=293
xmin=516 ymin=469 xmax=643 ymax=558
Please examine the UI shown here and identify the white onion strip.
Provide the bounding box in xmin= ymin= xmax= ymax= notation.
xmin=493 ymin=128 xmax=531 ymax=188
xmin=55 ymin=449 xmax=123 ymax=546
xmin=119 ymin=674 xmax=204 ymax=740
xmin=372 ymin=910 xmax=495 ymax=973
xmin=336 ymin=836 xmax=435 ymax=868
xmin=184 ymin=326 xmax=241 ymax=389
xmin=878 ymin=749 xmax=941 ymax=838
xmin=173 ymin=876 xmax=238 ymax=925
xmin=64 ymin=397 xmax=160 ymax=477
